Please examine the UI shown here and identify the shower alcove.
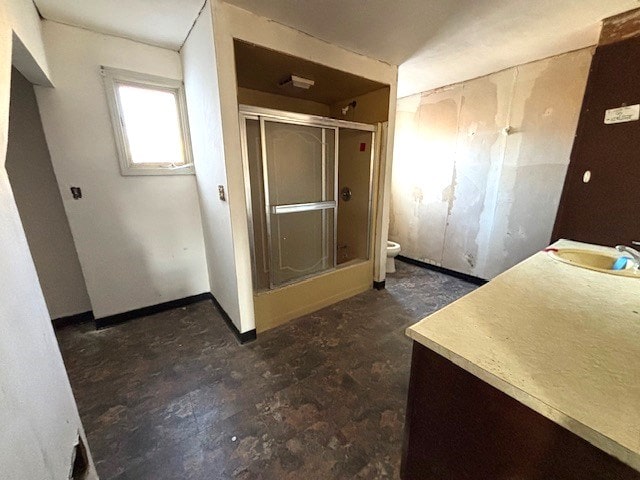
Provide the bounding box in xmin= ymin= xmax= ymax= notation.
xmin=239 ymin=106 xmax=379 ymax=330
xmin=233 ymin=39 xmax=391 ymax=332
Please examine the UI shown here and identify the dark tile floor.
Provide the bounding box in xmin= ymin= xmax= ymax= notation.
xmin=56 ymin=261 xmax=477 ymax=480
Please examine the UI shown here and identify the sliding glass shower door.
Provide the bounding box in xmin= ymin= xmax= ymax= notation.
xmin=241 ymin=107 xmax=377 ymax=292
xmin=263 ymin=120 xmax=337 ymax=286
xmin=256 ymin=118 xmax=337 ymax=287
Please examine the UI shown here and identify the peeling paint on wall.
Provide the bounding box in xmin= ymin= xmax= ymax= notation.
xmin=599 ymin=7 xmax=640 ymax=46
xmin=391 ymin=87 xmax=461 ymax=265
xmin=443 ymin=70 xmax=513 ymax=277
xmin=390 ymin=48 xmax=594 ymax=279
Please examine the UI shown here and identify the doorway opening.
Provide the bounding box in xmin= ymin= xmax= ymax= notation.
xmin=5 ymin=67 xmax=91 ymax=321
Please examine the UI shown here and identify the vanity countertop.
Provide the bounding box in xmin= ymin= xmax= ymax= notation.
xmin=406 ymin=239 xmax=640 ymax=471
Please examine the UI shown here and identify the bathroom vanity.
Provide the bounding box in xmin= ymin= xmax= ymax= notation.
xmin=401 ymin=240 xmax=640 ymax=479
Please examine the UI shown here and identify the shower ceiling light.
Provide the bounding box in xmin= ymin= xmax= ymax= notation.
xmin=279 ymin=75 xmax=315 ymax=90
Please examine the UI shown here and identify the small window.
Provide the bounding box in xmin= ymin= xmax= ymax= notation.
xmin=101 ymin=66 xmax=194 ymax=176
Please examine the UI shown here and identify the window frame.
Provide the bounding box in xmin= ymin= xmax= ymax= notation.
xmin=101 ymin=66 xmax=195 ymax=176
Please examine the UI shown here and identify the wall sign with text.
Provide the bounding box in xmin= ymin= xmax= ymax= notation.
xmin=604 ymin=104 xmax=640 ymax=124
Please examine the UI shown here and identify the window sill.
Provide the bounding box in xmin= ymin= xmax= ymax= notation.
xmin=119 ymin=164 xmax=195 ymax=176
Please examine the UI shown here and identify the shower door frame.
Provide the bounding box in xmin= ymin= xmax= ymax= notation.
xmin=238 ymin=105 xmax=376 ymax=291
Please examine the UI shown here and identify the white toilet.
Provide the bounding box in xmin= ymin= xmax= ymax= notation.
xmin=386 ymin=241 xmax=401 ymax=273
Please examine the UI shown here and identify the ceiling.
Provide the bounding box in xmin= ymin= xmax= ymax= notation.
xmin=32 ymin=0 xmax=640 ymax=96
xmin=234 ymin=40 xmax=386 ymax=105
xmin=33 ymin=0 xmax=206 ymax=50
xmin=223 ymin=0 xmax=640 ymax=97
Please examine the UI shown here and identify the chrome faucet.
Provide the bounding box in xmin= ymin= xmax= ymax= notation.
xmin=615 ymin=242 xmax=640 ymax=269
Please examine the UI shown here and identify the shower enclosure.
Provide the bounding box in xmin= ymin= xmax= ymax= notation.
xmin=239 ymin=106 xmax=375 ymax=291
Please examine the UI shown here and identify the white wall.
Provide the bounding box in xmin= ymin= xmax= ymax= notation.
xmin=181 ymin=1 xmax=243 ymax=327
xmin=0 ymin=2 xmax=97 ymax=478
xmin=5 ymin=0 xmax=50 ymax=86
xmin=6 ymin=68 xmax=91 ymax=319
xmin=390 ymin=48 xmax=593 ymax=279
xmin=208 ymin=0 xmax=398 ymax=331
xmin=35 ymin=21 xmax=210 ymax=319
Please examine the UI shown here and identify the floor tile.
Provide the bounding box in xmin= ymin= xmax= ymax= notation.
xmin=56 ymin=261 xmax=477 ymax=479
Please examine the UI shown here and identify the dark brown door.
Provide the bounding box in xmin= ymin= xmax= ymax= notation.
xmin=553 ymin=37 xmax=640 ymax=246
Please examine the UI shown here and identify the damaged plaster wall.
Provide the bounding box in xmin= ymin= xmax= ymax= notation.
xmin=390 ymin=47 xmax=593 ymax=279
xmin=599 ymin=7 xmax=640 ymax=46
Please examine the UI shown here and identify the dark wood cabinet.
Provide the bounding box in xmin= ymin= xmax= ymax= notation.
xmin=401 ymin=342 xmax=640 ymax=479
xmin=553 ymin=37 xmax=640 ymax=246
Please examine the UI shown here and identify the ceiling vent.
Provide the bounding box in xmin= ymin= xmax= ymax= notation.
xmin=279 ymin=75 xmax=314 ymax=90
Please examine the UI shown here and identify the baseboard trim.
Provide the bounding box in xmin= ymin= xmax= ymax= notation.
xmin=397 ymin=255 xmax=488 ymax=286
xmin=52 ymin=310 xmax=94 ymax=330
xmin=373 ymin=280 xmax=386 ymax=290
xmin=95 ymin=293 xmax=211 ymax=329
xmin=205 ymin=293 xmax=256 ymax=344
xmin=94 ymin=292 xmax=257 ymax=344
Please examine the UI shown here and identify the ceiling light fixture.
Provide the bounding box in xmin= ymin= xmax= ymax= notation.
xmin=279 ymin=75 xmax=315 ymax=90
